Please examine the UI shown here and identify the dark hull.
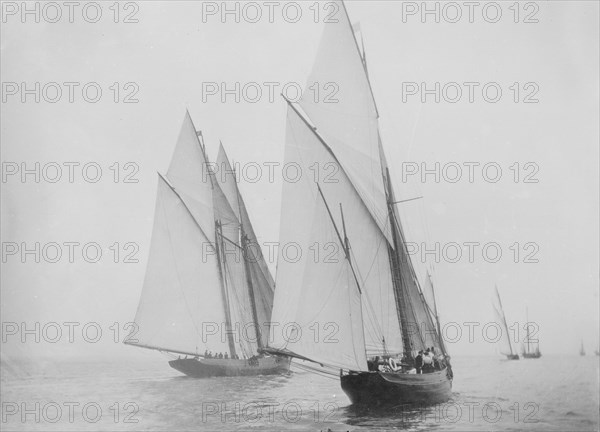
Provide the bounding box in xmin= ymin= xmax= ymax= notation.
xmin=169 ymin=356 xmax=291 ymax=378
xmin=522 ymin=352 xmax=542 ymax=359
xmin=506 ymin=354 xmax=520 ymax=360
xmin=341 ymin=368 xmax=452 ymax=406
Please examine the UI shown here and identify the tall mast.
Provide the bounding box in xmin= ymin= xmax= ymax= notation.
xmin=215 ymin=220 xmax=237 ymax=358
xmin=231 ymin=164 xmax=264 ymax=350
xmin=429 ymin=272 xmax=447 ymax=355
xmin=383 ymin=167 xmax=415 ymax=359
xmin=197 ymin=129 xmax=238 ymax=357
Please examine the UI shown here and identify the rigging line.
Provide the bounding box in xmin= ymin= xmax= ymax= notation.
xmin=292 ymin=363 xmax=341 ymax=380
xmin=317 ymin=183 xmax=362 ymax=295
xmin=220 ymin=231 xmax=243 ymax=250
xmin=345 ymin=209 xmax=400 ymax=352
xmin=346 ymin=223 xmax=388 ymax=339
xmin=340 ymin=0 xmax=379 ymax=118
xmin=346 ymin=250 xmax=385 ymax=351
xmin=393 ymin=211 xmax=437 ymax=334
xmin=215 ymin=221 xmax=238 ymax=357
xmin=391 ymin=222 xmax=428 ymax=350
xmin=159 ymin=173 xmax=216 ymax=250
xmin=221 ymin=254 xmax=256 ymax=356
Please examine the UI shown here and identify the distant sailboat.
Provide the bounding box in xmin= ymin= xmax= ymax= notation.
xmin=492 ymin=286 xmax=519 ymax=360
xmin=522 ymin=307 xmax=541 ymax=359
xmin=263 ymin=0 xmax=453 ymax=406
xmin=125 ymin=112 xmax=290 ymax=377
xmin=579 ymin=341 xmax=586 ymax=356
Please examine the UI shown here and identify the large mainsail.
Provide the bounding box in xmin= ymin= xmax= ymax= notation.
xmin=268 ymin=0 xmax=445 ymax=370
xmin=129 ymin=174 xmax=229 ymax=355
xmin=128 ymin=113 xmax=276 ymax=359
xmin=268 ymin=104 xmax=401 ymax=370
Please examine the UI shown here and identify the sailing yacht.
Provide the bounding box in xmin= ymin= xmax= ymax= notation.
xmin=522 ymin=307 xmax=541 ymax=359
xmin=492 ymin=286 xmax=519 ymax=360
xmin=263 ymin=0 xmax=453 ymax=405
xmin=125 ymin=112 xmax=290 ymax=377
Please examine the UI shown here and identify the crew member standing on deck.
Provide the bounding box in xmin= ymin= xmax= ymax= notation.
xmin=415 ymin=350 xmax=424 ymax=374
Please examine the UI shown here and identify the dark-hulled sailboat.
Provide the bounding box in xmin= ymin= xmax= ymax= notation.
xmin=493 ymin=285 xmax=519 ymax=360
xmin=263 ymin=0 xmax=453 ymax=405
xmin=522 ymin=307 xmax=541 ymax=359
xmin=125 ymin=112 xmax=290 ymax=377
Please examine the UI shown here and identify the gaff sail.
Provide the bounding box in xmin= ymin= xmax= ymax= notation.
xmin=127 ymin=113 xmax=277 ymax=359
xmin=268 ymin=0 xmax=446 ymax=370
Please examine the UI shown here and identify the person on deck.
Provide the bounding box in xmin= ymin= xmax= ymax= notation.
xmin=415 ymin=351 xmax=423 ymax=374
xmin=367 ymin=356 xmax=379 ymax=371
xmin=422 ymin=350 xmax=434 ymax=373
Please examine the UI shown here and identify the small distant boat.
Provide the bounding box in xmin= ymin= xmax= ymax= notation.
xmin=492 ymin=285 xmax=519 ymax=360
xmin=125 ymin=112 xmax=290 ymax=377
xmin=522 ymin=307 xmax=541 ymax=359
xmin=579 ymin=341 xmax=586 ymax=356
xmin=595 ymin=349 xmax=599 ymax=357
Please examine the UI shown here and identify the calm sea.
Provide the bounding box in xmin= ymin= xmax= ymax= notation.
xmin=1 ymin=355 xmax=598 ymax=431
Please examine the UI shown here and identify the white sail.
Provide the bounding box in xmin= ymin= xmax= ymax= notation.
xmin=129 ymin=111 xmax=281 ymax=359
xmin=299 ymin=0 xmax=391 ymax=244
xmin=269 ymin=105 xmax=403 ymax=369
xmin=492 ymin=286 xmax=514 ymax=356
xmin=269 ymin=143 xmax=366 ymax=368
xmin=215 ymin=144 xmax=275 ymax=350
xmin=166 ymin=111 xmax=215 ymax=243
xmin=129 ymin=175 xmax=229 ymax=355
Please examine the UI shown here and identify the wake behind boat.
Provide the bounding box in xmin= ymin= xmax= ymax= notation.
xmin=125 ymin=112 xmax=289 ymax=377
xmin=264 ymin=0 xmax=453 ymax=406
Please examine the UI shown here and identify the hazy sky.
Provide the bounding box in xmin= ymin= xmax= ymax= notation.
xmin=1 ymin=1 xmax=598 ymax=362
